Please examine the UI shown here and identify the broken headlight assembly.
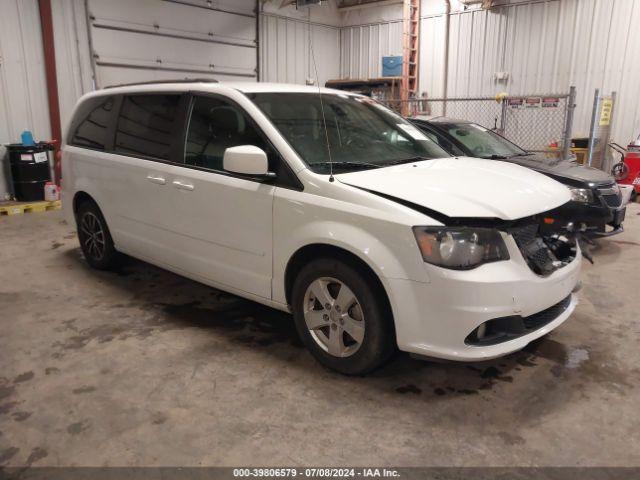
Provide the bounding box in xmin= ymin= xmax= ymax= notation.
xmin=569 ymin=187 xmax=594 ymax=204
xmin=412 ymin=227 xmax=510 ymax=270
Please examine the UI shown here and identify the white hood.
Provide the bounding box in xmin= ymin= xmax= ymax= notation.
xmin=336 ymin=157 xmax=571 ymax=220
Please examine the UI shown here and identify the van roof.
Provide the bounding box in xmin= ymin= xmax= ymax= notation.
xmin=96 ymin=79 xmax=346 ymax=96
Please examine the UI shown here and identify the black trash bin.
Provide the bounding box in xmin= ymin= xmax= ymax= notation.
xmin=7 ymin=143 xmax=53 ymax=201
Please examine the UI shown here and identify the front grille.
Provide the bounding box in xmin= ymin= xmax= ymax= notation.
xmin=509 ymin=221 xmax=577 ymax=276
xmin=466 ymin=295 xmax=572 ymax=346
xmin=601 ymin=193 xmax=622 ymax=207
xmin=598 ymin=184 xmax=622 ymax=208
xmin=510 ymin=223 xmax=556 ymax=276
xmin=511 ymin=224 xmax=538 ymax=245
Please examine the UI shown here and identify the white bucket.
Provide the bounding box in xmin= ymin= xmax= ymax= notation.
xmin=44 ymin=182 xmax=59 ymax=202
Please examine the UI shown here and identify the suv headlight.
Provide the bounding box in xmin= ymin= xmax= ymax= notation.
xmin=569 ymin=187 xmax=594 ymax=203
xmin=412 ymin=227 xmax=510 ymax=270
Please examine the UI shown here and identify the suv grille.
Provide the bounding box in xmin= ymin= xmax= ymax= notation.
xmin=597 ymin=184 xmax=622 ymax=208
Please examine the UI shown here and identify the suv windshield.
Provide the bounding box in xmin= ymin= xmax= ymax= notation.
xmin=440 ymin=122 xmax=527 ymax=158
xmin=249 ymin=92 xmax=448 ymax=173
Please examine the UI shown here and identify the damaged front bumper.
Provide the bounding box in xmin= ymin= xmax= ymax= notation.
xmin=387 ymin=216 xmax=582 ymax=362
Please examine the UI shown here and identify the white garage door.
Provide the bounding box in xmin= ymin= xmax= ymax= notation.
xmin=86 ymin=0 xmax=257 ymax=87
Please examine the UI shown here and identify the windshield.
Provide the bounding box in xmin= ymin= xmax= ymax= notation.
xmin=440 ymin=122 xmax=527 ymax=158
xmin=249 ymin=92 xmax=449 ymax=173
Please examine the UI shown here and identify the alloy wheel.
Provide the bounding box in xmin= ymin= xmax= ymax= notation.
xmin=80 ymin=212 xmax=106 ymax=261
xmin=302 ymin=277 xmax=365 ymax=357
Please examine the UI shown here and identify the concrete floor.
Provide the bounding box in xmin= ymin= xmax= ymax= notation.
xmin=1 ymin=204 xmax=639 ymax=467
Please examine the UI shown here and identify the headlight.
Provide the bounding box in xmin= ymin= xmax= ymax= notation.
xmin=569 ymin=187 xmax=594 ymax=203
xmin=412 ymin=227 xmax=510 ymax=270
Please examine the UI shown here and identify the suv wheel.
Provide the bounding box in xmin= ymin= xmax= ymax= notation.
xmin=291 ymin=258 xmax=395 ymax=375
xmin=76 ymin=200 xmax=119 ymax=270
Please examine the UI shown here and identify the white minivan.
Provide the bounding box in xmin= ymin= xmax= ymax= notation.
xmin=62 ymin=80 xmax=581 ymax=374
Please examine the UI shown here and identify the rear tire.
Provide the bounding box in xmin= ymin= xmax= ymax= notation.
xmin=291 ymin=257 xmax=395 ymax=375
xmin=76 ymin=200 xmax=119 ymax=270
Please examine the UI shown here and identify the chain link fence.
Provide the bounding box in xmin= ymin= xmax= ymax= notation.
xmin=382 ymin=90 xmax=575 ymax=154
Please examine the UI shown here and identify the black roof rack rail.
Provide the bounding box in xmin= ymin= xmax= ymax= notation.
xmin=104 ymin=78 xmax=219 ymax=89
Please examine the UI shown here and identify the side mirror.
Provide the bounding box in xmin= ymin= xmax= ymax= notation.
xmin=223 ymin=145 xmax=275 ymax=178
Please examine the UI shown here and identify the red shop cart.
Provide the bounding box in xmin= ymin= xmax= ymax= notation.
xmin=610 ymin=137 xmax=640 ymax=201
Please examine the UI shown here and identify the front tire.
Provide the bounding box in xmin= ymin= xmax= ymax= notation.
xmin=291 ymin=258 xmax=395 ymax=375
xmin=76 ymin=200 xmax=119 ymax=270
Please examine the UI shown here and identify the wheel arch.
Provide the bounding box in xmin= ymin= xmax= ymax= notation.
xmin=284 ymin=244 xmax=394 ymax=325
xmin=72 ymin=191 xmax=97 ymax=217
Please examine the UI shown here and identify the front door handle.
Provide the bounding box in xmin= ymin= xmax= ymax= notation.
xmin=172 ymin=180 xmax=194 ymax=191
xmin=146 ymin=175 xmax=166 ymax=185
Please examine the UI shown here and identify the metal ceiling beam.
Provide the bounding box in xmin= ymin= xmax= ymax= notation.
xmin=337 ymin=0 xmax=402 ymax=10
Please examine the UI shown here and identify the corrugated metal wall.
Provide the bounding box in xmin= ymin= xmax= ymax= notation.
xmin=0 ymin=0 xmax=51 ymax=145
xmin=341 ymin=0 xmax=640 ymax=145
xmin=259 ymin=5 xmax=341 ymax=86
xmin=0 ymin=0 xmax=95 ymax=142
xmin=0 ymin=0 xmax=54 ymax=199
xmin=425 ymin=0 xmax=640 ymax=143
xmin=340 ymin=21 xmax=402 ymax=79
xmin=3 ymin=0 xmax=639 ymax=154
xmin=339 ymin=2 xmax=403 ymax=79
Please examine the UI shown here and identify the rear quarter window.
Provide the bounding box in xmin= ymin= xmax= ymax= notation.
xmin=69 ymin=96 xmax=115 ymax=150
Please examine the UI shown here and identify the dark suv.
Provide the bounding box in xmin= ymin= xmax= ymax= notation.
xmin=411 ymin=117 xmax=626 ymax=237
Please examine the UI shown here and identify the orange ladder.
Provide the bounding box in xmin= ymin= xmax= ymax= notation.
xmin=401 ymin=0 xmax=420 ymax=116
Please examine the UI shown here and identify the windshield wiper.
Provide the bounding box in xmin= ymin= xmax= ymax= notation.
xmin=481 ymin=153 xmax=533 ymax=159
xmin=381 ymin=156 xmax=433 ymax=166
xmin=312 ymin=161 xmax=382 ymax=170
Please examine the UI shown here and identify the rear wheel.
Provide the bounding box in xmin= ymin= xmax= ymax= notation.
xmin=291 ymin=258 xmax=395 ymax=375
xmin=76 ymin=200 xmax=119 ymax=270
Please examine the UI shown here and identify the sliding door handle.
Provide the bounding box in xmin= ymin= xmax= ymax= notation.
xmin=172 ymin=180 xmax=194 ymax=191
xmin=146 ymin=175 xmax=166 ymax=185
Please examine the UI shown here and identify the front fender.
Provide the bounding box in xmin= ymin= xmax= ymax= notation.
xmin=272 ymin=194 xmax=429 ymax=306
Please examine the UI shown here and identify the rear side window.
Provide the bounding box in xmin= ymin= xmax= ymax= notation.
xmin=70 ymin=96 xmax=115 ymax=150
xmin=115 ymin=94 xmax=180 ymax=160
